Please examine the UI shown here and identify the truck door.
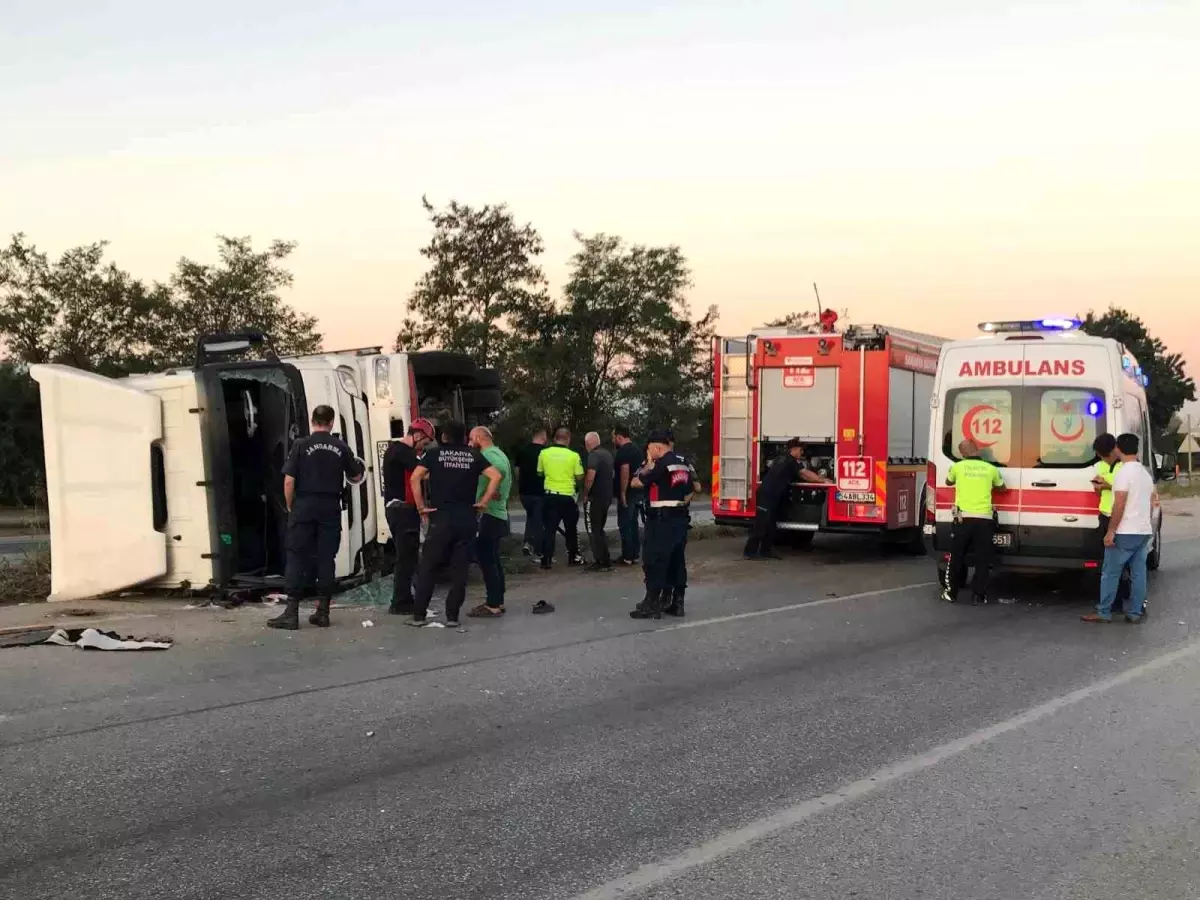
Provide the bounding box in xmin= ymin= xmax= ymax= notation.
xmin=333 ymin=370 xmax=365 ymax=575
xmin=30 ymin=364 xmax=170 ymax=601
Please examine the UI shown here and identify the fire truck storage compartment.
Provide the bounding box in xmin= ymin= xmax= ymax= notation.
xmin=758 ymin=440 xmax=834 ymax=530
xmin=887 ymin=367 xmax=935 ymax=460
xmin=210 ymin=366 xmax=306 ymax=581
xmin=759 ymin=367 xmax=838 ymax=441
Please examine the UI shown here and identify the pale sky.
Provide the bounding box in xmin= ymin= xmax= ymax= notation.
xmin=3 ymin=1 xmax=1198 ymax=374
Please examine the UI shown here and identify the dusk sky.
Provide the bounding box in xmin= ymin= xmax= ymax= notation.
xmin=3 ymin=0 xmax=1198 ymax=408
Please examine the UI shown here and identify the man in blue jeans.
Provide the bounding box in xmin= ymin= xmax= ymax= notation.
xmin=1083 ymin=432 xmax=1158 ymax=624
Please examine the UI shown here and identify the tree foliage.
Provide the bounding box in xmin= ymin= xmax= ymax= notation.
xmin=0 ymin=234 xmax=321 ymax=372
xmin=396 ymin=197 xmax=549 ymax=369
xmin=0 ymin=234 xmax=168 ymax=375
xmin=0 ymin=362 xmax=43 ymax=506
xmin=155 ymin=236 xmax=321 ymax=364
xmin=1080 ymin=306 xmax=1195 ymax=434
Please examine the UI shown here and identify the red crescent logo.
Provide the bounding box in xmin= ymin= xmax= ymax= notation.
xmin=962 ymin=404 xmax=999 ymax=448
xmin=1050 ymin=416 xmax=1085 ymax=442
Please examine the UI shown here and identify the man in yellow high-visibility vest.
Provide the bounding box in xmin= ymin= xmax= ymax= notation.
xmin=941 ymin=438 xmax=1006 ymax=605
xmin=1091 ymin=432 xmax=1134 ymax=614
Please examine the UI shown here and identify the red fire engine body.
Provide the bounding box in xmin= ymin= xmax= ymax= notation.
xmin=711 ymin=322 xmax=947 ymax=548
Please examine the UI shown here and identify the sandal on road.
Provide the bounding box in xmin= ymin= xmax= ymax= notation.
xmin=468 ymin=604 xmax=505 ymax=618
xmin=532 ymin=600 xmax=556 ymax=615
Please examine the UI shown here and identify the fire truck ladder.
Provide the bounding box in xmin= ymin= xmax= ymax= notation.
xmin=717 ymin=338 xmax=753 ymax=507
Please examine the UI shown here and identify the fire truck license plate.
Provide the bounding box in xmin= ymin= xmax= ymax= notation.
xmin=837 ymin=456 xmax=873 ymax=493
xmin=836 ymin=491 xmax=876 ymax=503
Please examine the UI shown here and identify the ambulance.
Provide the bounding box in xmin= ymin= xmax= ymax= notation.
xmin=712 ymin=315 xmax=947 ymax=550
xmin=30 ymin=332 xmax=502 ymax=603
xmin=925 ymin=317 xmax=1175 ymax=580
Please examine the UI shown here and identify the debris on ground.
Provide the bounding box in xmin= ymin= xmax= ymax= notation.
xmin=361 ymin=619 xmax=375 ymax=628
xmin=998 ymin=597 xmax=1018 ymax=605
xmin=44 ymin=627 xmax=173 ymax=651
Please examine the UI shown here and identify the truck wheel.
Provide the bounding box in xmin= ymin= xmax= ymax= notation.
xmin=898 ymin=525 xmax=927 ymax=556
xmin=1148 ymin=524 xmax=1162 ymax=571
xmin=778 ymin=530 xmax=815 ymax=549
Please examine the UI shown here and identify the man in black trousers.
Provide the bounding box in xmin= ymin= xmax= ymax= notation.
xmin=408 ymin=420 xmax=503 ymax=628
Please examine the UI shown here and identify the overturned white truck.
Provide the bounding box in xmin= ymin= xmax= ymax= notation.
xmin=31 ymin=332 xmax=501 ymax=603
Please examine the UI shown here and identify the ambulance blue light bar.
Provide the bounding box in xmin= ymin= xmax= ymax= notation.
xmin=978 ymin=318 xmax=1082 ymax=334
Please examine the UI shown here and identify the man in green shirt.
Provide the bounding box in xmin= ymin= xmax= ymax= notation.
xmin=467 ymin=426 xmax=512 ymax=617
xmin=941 ymin=438 xmax=1006 ymax=605
xmin=537 ymin=427 xmax=585 ymax=572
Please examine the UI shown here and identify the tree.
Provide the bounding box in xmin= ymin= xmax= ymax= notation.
xmin=154 ymin=236 xmax=321 ymax=365
xmin=1080 ymin=306 xmax=1196 ymax=434
xmin=529 ymin=233 xmax=716 ymax=443
xmin=396 ymin=197 xmax=549 ymax=369
xmin=0 ymin=362 xmax=44 ymax=506
xmin=0 ymin=234 xmax=168 ymax=374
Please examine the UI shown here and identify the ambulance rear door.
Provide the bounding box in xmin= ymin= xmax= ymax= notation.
xmin=934 ymin=342 xmax=1024 ymax=554
xmin=30 ymin=364 xmax=170 ymax=601
xmin=1017 ymin=341 xmax=1111 ymax=561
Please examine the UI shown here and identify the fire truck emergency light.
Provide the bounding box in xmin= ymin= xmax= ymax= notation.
xmin=978 ymin=318 xmax=1082 ymax=333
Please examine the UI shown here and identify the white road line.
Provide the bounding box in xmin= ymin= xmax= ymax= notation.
xmin=570 ymin=636 xmax=1200 ymax=900
xmin=659 ymin=582 xmax=936 ymax=633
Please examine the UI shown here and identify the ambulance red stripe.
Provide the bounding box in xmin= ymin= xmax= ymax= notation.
xmin=934 ymin=486 xmax=1098 ymax=512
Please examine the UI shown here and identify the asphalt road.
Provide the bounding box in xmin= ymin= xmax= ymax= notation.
xmin=2 ymin=508 xmax=1200 ymax=899
xmin=0 ymin=534 xmax=47 ymax=559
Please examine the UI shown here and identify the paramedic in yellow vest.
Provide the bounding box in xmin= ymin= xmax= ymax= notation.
xmin=941 ymin=438 xmax=1006 ymax=605
xmin=1091 ymin=432 xmax=1133 ymax=613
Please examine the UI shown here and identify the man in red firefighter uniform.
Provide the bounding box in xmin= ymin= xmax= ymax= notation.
xmin=629 ymin=429 xmax=701 ymax=619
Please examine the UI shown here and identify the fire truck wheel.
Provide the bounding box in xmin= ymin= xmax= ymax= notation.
xmin=777 ymin=530 xmax=815 ymax=549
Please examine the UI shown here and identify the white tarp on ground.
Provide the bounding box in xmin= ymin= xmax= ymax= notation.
xmin=44 ymin=627 xmax=172 ymax=651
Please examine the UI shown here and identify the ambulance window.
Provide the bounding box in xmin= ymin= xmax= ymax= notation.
xmin=1030 ymin=388 xmax=1105 ymax=468
xmin=943 ymin=388 xmax=1016 ymax=466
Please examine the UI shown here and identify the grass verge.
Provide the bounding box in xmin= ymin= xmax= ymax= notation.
xmin=0 ymin=545 xmax=51 ymax=605
xmin=1160 ymin=479 xmax=1200 ymax=500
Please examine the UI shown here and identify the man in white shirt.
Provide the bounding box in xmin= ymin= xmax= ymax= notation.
xmin=1083 ymin=432 xmax=1158 ymax=624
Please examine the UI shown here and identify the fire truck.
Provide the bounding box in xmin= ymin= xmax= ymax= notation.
xmin=711 ymin=314 xmax=947 ymax=550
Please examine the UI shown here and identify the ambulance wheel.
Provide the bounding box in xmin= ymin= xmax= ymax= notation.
xmin=1148 ymin=525 xmax=1162 ymax=571
xmin=898 ymin=525 xmax=927 ymax=556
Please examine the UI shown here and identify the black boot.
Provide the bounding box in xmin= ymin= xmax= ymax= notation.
xmin=630 ymin=589 xmax=662 ymax=620
xmin=308 ymin=596 xmax=331 ymax=628
xmin=664 ymin=588 xmax=685 ymax=617
xmin=267 ymin=599 xmax=300 ymax=630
